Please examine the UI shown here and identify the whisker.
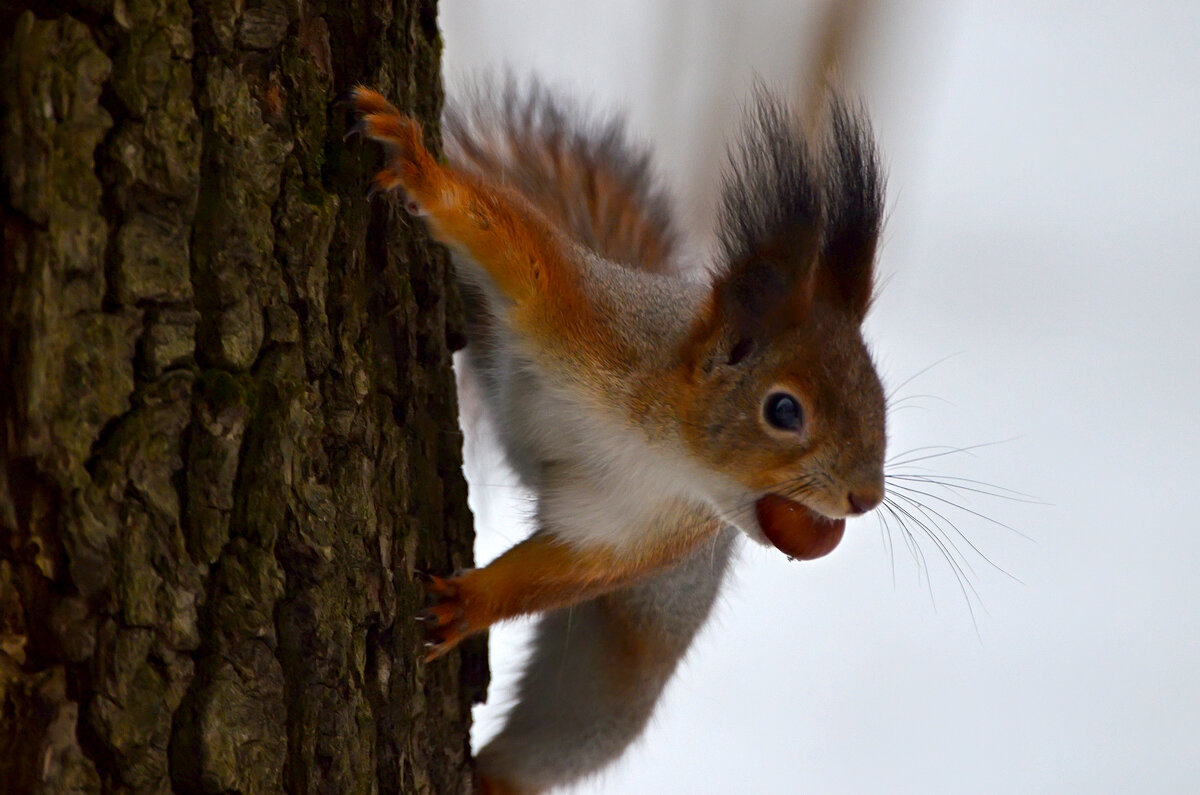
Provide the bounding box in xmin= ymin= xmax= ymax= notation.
xmin=888 ymin=393 xmax=951 ymax=409
xmin=883 ymin=398 xmax=945 ymax=417
xmin=885 ymin=496 xmax=977 ymax=584
xmin=887 ymin=472 xmax=1041 ymax=500
xmin=885 ymin=352 xmax=962 ymax=402
xmin=887 ymin=482 xmax=1034 ymax=542
xmin=887 ymin=488 xmax=1023 ymax=584
xmin=886 ymin=393 xmax=953 ymax=416
xmin=887 ymin=438 xmax=1018 ymax=468
xmin=887 ymin=474 xmax=1046 ymax=505
xmin=874 ymin=510 xmax=897 ymax=589
xmin=883 ymin=496 xmax=983 ymax=637
xmin=879 ymin=500 xmax=930 ymax=588
xmin=889 ymin=494 xmax=982 ymax=584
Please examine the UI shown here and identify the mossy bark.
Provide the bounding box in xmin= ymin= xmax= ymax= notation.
xmin=0 ymin=2 xmax=485 ymax=793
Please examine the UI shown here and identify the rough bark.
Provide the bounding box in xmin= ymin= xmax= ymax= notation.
xmin=0 ymin=1 xmax=484 ymax=793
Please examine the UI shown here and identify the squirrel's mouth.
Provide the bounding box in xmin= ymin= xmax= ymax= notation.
xmin=755 ymin=494 xmax=846 ymax=560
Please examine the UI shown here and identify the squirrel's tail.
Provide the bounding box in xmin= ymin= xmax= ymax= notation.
xmin=476 ymin=528 xmax=737 ymax=794
xmin=444 ymin=78 xmax=681 ymax=275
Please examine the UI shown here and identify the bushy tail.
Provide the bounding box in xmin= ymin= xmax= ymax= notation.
xmin=476 ymin=529 xmax=736 ymax=794
xmin=444 ymin=78 xmax=680 ymax=274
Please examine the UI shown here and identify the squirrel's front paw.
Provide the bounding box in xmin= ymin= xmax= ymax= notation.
xmin=349 ymin=86 xmax=435 ymax=204
xmin=415 ymin=570 xmax=487 ymax=661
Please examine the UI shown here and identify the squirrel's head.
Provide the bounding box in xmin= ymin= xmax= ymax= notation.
xmin=677 ymin=91 xmax=886 ymax=560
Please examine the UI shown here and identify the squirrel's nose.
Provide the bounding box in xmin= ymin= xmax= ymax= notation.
xmin=847 ymin=488 xmax=883 ymax=515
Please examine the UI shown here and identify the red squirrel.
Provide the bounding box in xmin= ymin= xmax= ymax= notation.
xmin=351 ymin=79 xmax=886 ymax=794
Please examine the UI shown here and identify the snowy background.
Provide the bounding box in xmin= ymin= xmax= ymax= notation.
xmin=439 ymin=2 xmax=1200 ymax=792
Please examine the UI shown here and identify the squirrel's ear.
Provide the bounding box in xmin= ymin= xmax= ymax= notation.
xmin=686 ymin=91 xmax=822 ymax=368
xmin=818 ymin=98 xmax=884 ymax=322
xmin=711 ymin=235 xmax=820 ymax=364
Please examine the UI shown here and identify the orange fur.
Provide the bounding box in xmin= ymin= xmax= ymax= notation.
xmin=420 ymin=522 xmax=713 ymax=660
xmin=351 ymin=87 xmax=628 ymax=369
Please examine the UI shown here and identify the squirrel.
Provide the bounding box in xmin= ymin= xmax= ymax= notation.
xmin=350 ymin=76 xmax=887 ymax=794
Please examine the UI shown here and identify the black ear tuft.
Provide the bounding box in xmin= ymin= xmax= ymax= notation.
xmin=692 ymin=88 xmax=885 ymax=369
xmin=712 ymin=88 xmax=822 ymax=345
xmin=820 ymin=97 xmax=885 ymax=320
xmin=716 ymin=88 xmax=821 ymax=276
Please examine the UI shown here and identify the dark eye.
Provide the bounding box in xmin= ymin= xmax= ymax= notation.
xmin=764 ymin=392 xmax=803 ymax=431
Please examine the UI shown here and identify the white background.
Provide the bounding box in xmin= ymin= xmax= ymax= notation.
xmin=440 ymin=2 xmax=1200 ymax=792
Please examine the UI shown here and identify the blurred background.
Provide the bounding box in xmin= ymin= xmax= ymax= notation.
xmin=440 ymin=2 xmax=1200 ymax=792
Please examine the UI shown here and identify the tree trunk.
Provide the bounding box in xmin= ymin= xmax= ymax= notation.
xmin=0 ymin=1 xmax=484 ymax=793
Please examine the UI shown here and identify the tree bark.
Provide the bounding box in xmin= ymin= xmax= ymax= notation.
xmin=0 ymin=1 xmax=484 ymax=793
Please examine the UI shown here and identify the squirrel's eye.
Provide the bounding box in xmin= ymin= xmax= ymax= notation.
xmin=764 ymin=392 xmax=803 ymax=431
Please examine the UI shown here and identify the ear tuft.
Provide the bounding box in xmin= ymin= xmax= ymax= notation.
xmin=685 ymin=88 xmax=885 ymax=370
xmin=708 ymin=89 xmax=822 ymax=352
xmin=715 ymin=89 xmax=821 ymax=271
xmin=820 ymin=96 xmax=885 ymax=320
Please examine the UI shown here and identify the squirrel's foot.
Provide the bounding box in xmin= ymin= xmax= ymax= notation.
xmin=415 ymin=570 xmax=487 ymax=661
xmin=349 ymin=86 xmax=436 ymax=204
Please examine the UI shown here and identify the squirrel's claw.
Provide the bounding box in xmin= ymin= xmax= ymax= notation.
xmin=415 ymin=569 xmax=478 ymax=661
xmin=420 ymin=605 xmax=467 ymax=661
